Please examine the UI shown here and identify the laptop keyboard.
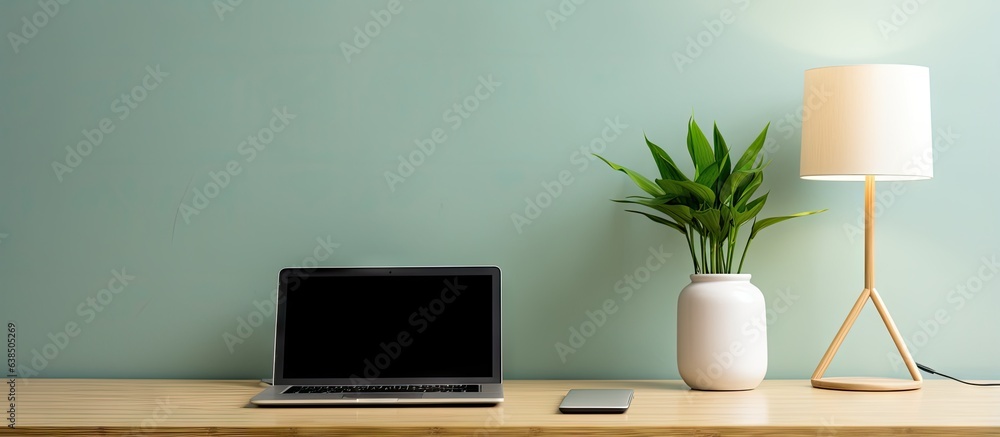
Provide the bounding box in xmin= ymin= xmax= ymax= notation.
xmin=284 ymin=384 xmax=480 ymax=394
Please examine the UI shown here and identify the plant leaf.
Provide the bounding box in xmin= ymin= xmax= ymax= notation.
xmin=613 ymin=199 xmax=694 ymax=224
xmin=742 ymin=192 xmax=768 ymax=213
xmin=720 ymin=168 xmax=761 ymax=205
xmin=735 ymin=171 xmax=764 ymax=209
xmin=733 ymin=122 xmax=770 ymax=171
xmin=694 ymin=161 xmax=721 ymax=188
xmin=645 ymin=135 xmax=690 ymax=182
xmin=611 ymin=196 xmax=677 ymax=208
xmin=686 ymin=117 xmax=716 ymax=178
xmin=656 ymin=179 xmax=716 ymax=205
xmin=718 ymin=206 xmax=733 ymax=238
xmin=595 ymin=154 xmax=665 ymax=197
xmin=625 ymin=210 xmax=686 ymax=234
xmin=692 ymin=208 xmax=723 ymax=239
xmin=713 ymin=123 xmax=732 ymax=191
xmin=750 ymin=209 xmax=828 ymax=239
xmin=736 ymin=192 xmax=768 ymax=226
xmin=654 ymin=204 xmax=695 ymax=222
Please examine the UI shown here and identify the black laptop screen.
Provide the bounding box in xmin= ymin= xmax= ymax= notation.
xmin=276 ymin=268 xmax=499 ymax=383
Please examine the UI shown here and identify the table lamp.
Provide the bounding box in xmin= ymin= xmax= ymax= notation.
xmin=800 ymin=64 xmax=932 ymax=391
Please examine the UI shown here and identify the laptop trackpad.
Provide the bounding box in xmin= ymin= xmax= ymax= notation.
xmin=344 ymin=393 xmax=423 ymax=399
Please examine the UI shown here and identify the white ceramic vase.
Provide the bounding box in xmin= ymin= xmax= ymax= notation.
xmin=677 ymin=274 xmax=767 ymax=390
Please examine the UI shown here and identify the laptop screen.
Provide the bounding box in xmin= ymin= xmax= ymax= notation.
xmin=273 ymin=266 xmax=501 ymax=385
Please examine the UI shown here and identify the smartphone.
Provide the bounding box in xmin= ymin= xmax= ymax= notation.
xmin=558 ymin=389 xmax=634 ymax=414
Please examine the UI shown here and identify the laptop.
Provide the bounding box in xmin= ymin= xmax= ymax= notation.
xmin=250 ymin=266 xmax=504 ymax=406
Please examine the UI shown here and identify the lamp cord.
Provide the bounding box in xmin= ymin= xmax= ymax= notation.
xmin=916 ymin=363 xmax=1000 ymax=387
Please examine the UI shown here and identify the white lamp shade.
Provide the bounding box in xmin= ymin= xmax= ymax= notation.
xmin=800 ymin=64 xmax=933 ymax=181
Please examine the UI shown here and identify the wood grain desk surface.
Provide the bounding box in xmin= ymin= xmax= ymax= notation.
xmin=7 ymin=379 xmax=1000 ymax=436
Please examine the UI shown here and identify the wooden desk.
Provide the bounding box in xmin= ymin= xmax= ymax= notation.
xmin=7 ymin=379 xmax=1000 ymax=435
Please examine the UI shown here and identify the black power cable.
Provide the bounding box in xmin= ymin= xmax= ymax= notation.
xmin=916 ymin=363 xmax=1000 ymax=387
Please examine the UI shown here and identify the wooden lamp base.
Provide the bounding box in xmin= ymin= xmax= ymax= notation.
xmin=812 ymin=377 xmax=921 ymax=391
xmin=811 ymin=177 xmax=923 ymax=392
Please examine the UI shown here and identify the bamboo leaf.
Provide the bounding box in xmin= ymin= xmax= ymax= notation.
xmin=625 ymin=210 xmax=686 ymax=234
xmin=713 ymin=123 xmax=732 ymax=190
xmin=686 ymin=117 xmax=716 ymax=178
xmin=753 ymin=158 xmax=773 ymax=172
xmin=692 ymin=209 xmax=723 ymax=239
xmin=742 ymin=192 xmax=768 ymax=213
xmin=656 ymin=179 xmax=716 ymax=205
xmin=750 ymin=209 xmax=828 ymax=239
xmin=655 ymin=204 xmax=695 ymax=222
xmin=720 ymin=206 xmax=733 ymax=227
xmin=614 ymin=199 xmax=694 ymax=225
xmin=645 ymin=135 xmax=690 ymax=182
xmin=595 ymin=154 xmax=665 ymax=197
xmin=720 ymin=168 xmax=762 ymax=205
xmin=695 ymin=161 xmax=721 ymax=188
xmin=611 ymin=196 xmax=678 ymax=208
xmin=718 ymin=207 xmax=733 ymax=239
xmin=733 ymin=123 xmax=770 ymax=171
xmin=627 ymin=195 xmax=679 ymax=201
xmin=736 ymin=171 xmax=764 ymax=209
xmin=736 ymin=193 xmax=768 ymax=226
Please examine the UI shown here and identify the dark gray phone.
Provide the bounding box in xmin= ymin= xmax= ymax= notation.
xmin=558 ymin=389 xmax=633 ymax=414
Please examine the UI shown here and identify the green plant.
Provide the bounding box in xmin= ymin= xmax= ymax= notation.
xmin=596 ymin=116 xmax=826 ymax=274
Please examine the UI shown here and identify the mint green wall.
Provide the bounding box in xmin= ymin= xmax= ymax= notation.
xmin=2 ymin=0 xmax=998 ymax=380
